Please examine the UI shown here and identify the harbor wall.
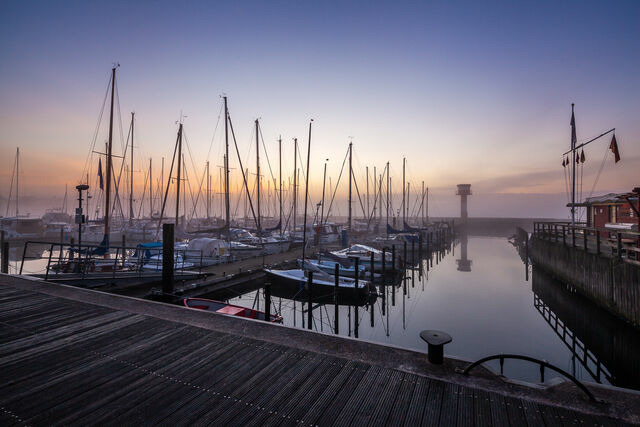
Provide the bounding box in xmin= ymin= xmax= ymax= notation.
xmin=531 ymin=236 xmax=640 ymax=327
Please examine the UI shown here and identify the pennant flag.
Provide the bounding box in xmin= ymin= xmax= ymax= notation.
xmin=570 ymin=107 xmax=577 ymax=147
xmin=576 ymin=153 xmax=580 ymax=164
xmin=98 ymin=158 xmax=104 ymax=190
xmin=566 ymin=155 xmax=570 ymax=166
xmin=609 ymin=134 xmax=621 ymax=163
xmin=562 ymin=158 xmax=566 ymax=167
xmin=580 ymin=149 xmax=585 ymax=163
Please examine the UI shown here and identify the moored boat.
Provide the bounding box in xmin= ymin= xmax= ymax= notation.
xmin=183 ymin=297 xmax=282 ymax=322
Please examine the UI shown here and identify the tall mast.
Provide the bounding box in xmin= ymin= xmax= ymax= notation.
xmin=422 ymin=181 xmax=425 ymax=225
xmin=321 ymin=159 xmax=327 ymax=226
xmin=373 ymin=166 xmax=376 ymax=220
xmin=255 ymin=119 xmax=261 ymax=236
xmin=149 ymin=158 xmax=153 ymax=217
xmin=206 ymin=160 xmax=210 ymax=219
xmin=402 ymin=157 xmax=406 ymax=226
xmin=407 ymin=182 xmax=410 ymax=225
xmin=301 ymin=120 xmax=313 ymax=262
xmin=104 ymin=66 xmax=116 ymax=242
xmin=570 ymin=103 xmax=576 ymax=227
xmin=224 ymin=96 xmax=230 ymax=231
xmin=175 ymin=123 xmax=183 ymax=227
xmin=293 ymin=137 xmax=298 ymax=231
xmin=366 ymin=166 xmax=369 ymax=220
xmin=278 ymin=136 xmax=282 ymax=235
xmin=348 ymin=141 xmax=352 ymax=232
xmin=129 ymin=112 xmax=135 ymax=223
xmin=386 ymin=161 xmax=390 ymax=233
xmin=15 ymin=147 xmax=19 ymax=216
xmin=379 ymin=173 xmax=383 ymax=223
xmin=426 ymin=186 xmax=429 ymax=223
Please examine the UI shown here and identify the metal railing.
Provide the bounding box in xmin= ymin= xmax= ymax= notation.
xmin=17 ymin=240 xmax=223 ymax=279
xmin=533 ymin=222 xmax=640 ymax=263
xmin=456 ymin=354 xmax=601 ymax=402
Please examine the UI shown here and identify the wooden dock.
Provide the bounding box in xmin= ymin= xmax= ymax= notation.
xmin=1 ymin=274 xmax=637 ymax=425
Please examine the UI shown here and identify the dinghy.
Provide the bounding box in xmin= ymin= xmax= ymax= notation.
xmin=184 ymin=298 xmax=282 ymax=323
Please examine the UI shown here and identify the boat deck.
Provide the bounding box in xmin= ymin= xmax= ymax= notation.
xmin=0 ymin=274 xmax=635 ymax=425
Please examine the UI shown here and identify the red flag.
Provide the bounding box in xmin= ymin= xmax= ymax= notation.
xmin=609 ymin=134 xmax=620 ymax=163
xmin=580 ymin=149 xmax=585 ymax=163
xmin=562 ymin=158 xmax=566 ymax=167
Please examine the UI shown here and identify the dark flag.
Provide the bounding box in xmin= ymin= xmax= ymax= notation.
xmin=570 ymin=107 xmax=577 ymax=148
xmin=562 ymin=158 xmax=566 ymax=167
xmin=98 ymin=158 xmax=104 ymax=190
xmin=576 ymin=153 xmax=580 ymax=164
xmin=580 ymin=149 xmax=585 ymax=163
xmin=609 ymin=134 xmax=621 ymax=163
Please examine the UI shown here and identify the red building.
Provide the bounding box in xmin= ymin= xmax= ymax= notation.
xmin=581 ymin=190 xmax=639 ymax=241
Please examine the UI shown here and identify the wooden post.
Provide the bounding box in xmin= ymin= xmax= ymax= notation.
xmin=264 ymin=283 xmax=271 ymax=322
xmin=70 ymin=237 xmax=75 ymax=260
xmin=1 ymin=241 xmax=8 ymax=274
xmin=403 ymin=241 xmax=407 ymax=270
xmin=418 ymin=234 xmax=423 ymax=261
xmin=334 ymin=263 xmax=339 ymax=334
xmin=381 ymin=247 xmax=386 ymax=277
xmin=122 ymin=234 xmax=127 ymax=268
xmin=554 ymin=224 xmax=558 ymax=242
xmin=391 ymin=245 xmax=396 ymax=274
xmin=617 ymin=232 xmax=622 ymax=259
xmin=583 ymin=229 xmax=588 ymax=251
xmin=370 ymin=252 xmax=374 ymax=278
xmin=162 ymin=223 xmax=174 ymax=294
xmin=562 ymin=225 xmax=566 ymax=246
xmin=572 ymin=226 xmax=576 ymax=247
xmin=307 ymin=271 xmax=313 ymax=330
xmin=411 ymin=239 xmax=415 ymax=266
xmin=596 ymin=230 xmax=601 ymax=255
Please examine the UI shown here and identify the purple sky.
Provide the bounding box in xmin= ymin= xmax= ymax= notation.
xmin=1 ymin=0 xmax=639 ymax=218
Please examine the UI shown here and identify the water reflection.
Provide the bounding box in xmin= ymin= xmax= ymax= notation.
xmin=532 ymin=266 xmax=640 ymax=390
xmin=456 ymin=231 xmax=472 ymax=272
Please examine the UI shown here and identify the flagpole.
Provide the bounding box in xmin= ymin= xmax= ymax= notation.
xmin=571 ymin=103 xmax=576 ymax=227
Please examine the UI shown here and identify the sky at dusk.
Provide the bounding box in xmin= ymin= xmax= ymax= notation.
xmin=1 ymin=0 xmax=639 ymax=219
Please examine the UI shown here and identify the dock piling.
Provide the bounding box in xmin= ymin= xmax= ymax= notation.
xmin=1 ymin=240 xmax=8 ymax=274
xmin=334 ymin=263 xmax=339 ymax=334
xmin=162 ymin=223 xmax=174 ymax=294
xmin=264 ymin=283 xmax=271 ymax=322
xmin=307 ymin=271 xmax=313 ymax=330
xmin=391 ymin=245 xmax=396 ymax=274
xmin=122 ymin=235 xmax=126 ymax=268
xmin=370 ymin=252 xmax=374 ymax=278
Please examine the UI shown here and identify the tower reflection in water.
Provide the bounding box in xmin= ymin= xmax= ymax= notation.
xmin=456 ymin=230 xmax=472 ymax=272
xmin=532 ymin=266 xmax=640 ymax=390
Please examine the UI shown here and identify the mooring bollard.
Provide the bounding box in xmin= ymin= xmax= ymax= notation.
xmin=264 ymin=283 xmax=271 ymax=322
xmin=307 ymin=271 xmax=313 ymax=330
xmin=162 ymin=223 xmax=175 ymax=294
xmin=420 ymin=330 xmax=452 ymax=365
xmin=1 ymin=241 xmax=9 ymax=274
xmin=334 ymin=263 xmax=339 ymax=334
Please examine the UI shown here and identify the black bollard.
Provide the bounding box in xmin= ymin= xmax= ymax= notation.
xmin=162 ymin=223 xmax=175 ymax=294
xmin=354 ymin=257 xmax=359 ymax=339
xmin=1 ymin=241 xmax=8 ymax=274
xmin=334 ymin=263 xmax=339 ymax=334
xmin=264 ymin=283 xmax=271 ymax=322
xmin=307 ymin=271 xmax=313 ymax=330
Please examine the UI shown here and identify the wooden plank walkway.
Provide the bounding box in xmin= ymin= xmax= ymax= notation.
xmin=0 ymin=281 xmax=631 ymax=426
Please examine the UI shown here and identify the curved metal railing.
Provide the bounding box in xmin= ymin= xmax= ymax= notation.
xmin=456 ymin=354 xmax=600 ymax=402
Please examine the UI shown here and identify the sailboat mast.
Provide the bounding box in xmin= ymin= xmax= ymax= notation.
xmin=348 ymin=141 xmax=352 ymax=232
xmin=407 ymin=182 xmax=410 ymax=226
xmin=129 ymin=112 xmax=135 ymax=222
xmin=255 ymin=119 xmax=261 ymax=236
xmin=321 ymin=159 xmax=327 ymax=226
xmin=301 ymin=120 xmax=313 ymax=262
xmin=426 ymin=186 xmax=429 ymax=223
xmin=422 ymin=180 xmax=425 ymax=225
xmin=15 ymin=147 xmax=19 ymax=216
xmin=206 ymin=160 xmax=210 ymax=219
xmin=175 ymin=123 xmax=183 ymax=227
xmin=386 ymin=161 xmax=390 ymax=233
xmin=104 ymin=66 xmax=116 ymax=241
xmin=279 ymin=136 xmax=282 ymax=235
xmin=402 ymin=157 xmax=406 ymax=226
xmin=149 ymin=158 xmax=153 ymax=217
xmin=224 ymin=97 xmax=230 ymax=232
xmin=293 ymin=137 xmax=298 ymax=232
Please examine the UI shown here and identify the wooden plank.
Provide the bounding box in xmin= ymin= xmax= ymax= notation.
xmin=438 ymin=382 xmax=460 ymax=426
xmin=488 ymin=390 xmax=510 ymax=427
xmin=331 ymin=365 xmax=383 ymax=426
xmin=313 ymin=362 xmax=369 ymax=426
xmin=456 ymin=385 xmax=475 ymax=427
xmin=504 ymin=396 xmax=527 ymax=426
xmin=366 ymin=369 xmax=405 ymax=427
xmin=348 ymin=367 xmax=397 ymax=426
xmin=296 ymin=360 xmax=364 ymax=425
xmin=473 ymin=389 xmax=493 ymax=427
xmin=420 ymin=378 xmax=444 ymax=426
xmin=383 ymin=372 xmax=416 ymax=426
xmin=521 ymin=399 xmax=545 ymax=426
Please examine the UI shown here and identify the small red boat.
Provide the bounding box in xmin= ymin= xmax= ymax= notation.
xmin=183 ymin=297 xmax=283 ymax=323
